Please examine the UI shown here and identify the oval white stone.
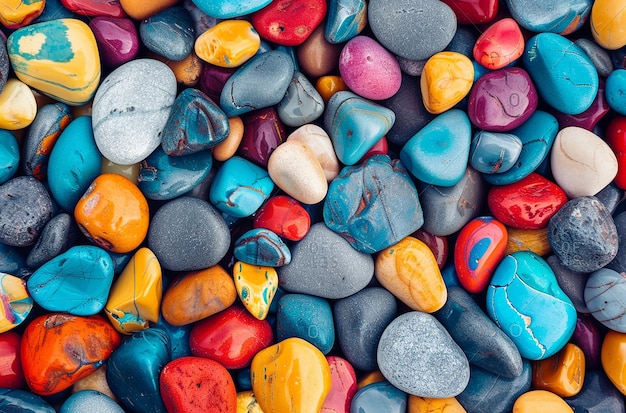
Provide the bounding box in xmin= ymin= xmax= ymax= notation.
xmin=287 ymin=124 xmax=340 ymax=182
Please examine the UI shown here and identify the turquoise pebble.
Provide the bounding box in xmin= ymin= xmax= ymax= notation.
xmin=507 ymin=0 xmax=591 ymax=34
xmin=139 ymin=6 xmax=195 ymax=61
xmin=325 ymin=0 xmax=367 ymax=44
xmin=190 ymin=0 xmax=272 ymax=18
xmin=47 ymin=116 xmax=101 ymax=212
xmin=486 ymin=251 xmax=577 ymax=360
xmin=350 ymin=382 xmax=407 ymax=413
xmin=0 ymin=130 xmax=19 ymax=184
xmin=234 ymin=228 xmax=292 ymax=267
xmin=400 ymin=109 xmax=471 ymax=186
xmin=469 ymin=131 xmax=523 ymax=174
xmin=27 ymin=245 xmax=114 ymax=316
xmin=277 ymin=293 xmax=335 ymax=354
xmin=472 ymin=60 xmax=490 ymax=81
xmin=0 ymin=242 xmax=27 ymax=275
xmin=59 ymin=390 xmax=124 ymax=413
xmin=523 ymin=32 xmax=598 ymax=115
xmin=209 ymin=156 xmax=274 ymax=218
xmin=606 ymin=69 xmax=626 ymax=116
xmin=0 ymin=388 xmax=55 ymax=413
xmin=154 ymin=315 xmax=192 ymax=359
xmin=277 ymin=71 xmax=325 ymax=127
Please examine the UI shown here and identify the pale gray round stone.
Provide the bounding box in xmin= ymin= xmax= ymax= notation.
xmin=377 ymin=311 xmax=470 ymax=398
xmin=92 ymin=59 xmax=177 ymax=165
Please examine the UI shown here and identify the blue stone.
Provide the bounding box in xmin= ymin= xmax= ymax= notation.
xmin=441 ymin=262 xmax=462 ymax=288
xmin=472 ymin=60 xmax=491 ymax=80
xmin=237 ymin=367 xmax=252 ymax=391
xmin=446 ymin=25 xmax=478 ymax=58
xmin=277 ymin=71 xmax=324 ymax=127
xmin=0 ymin=242 xmax=27 ymax=275
xmin=139 ymin=6 xmax=195 ymax=61
xmin=274 ymin=45 xmax=300 ymax=72
xmin=59 ymin=390 xmax=124 ymax=413
xmin=27 ymin=245 xmax=114 ymax=315
xmin=47 ymin=116 xmax=101 ymax=213
xmin=277 ymin=293 xmax=335 ymax=354
xmin=606 ymin=69 xmax=626 ymax=116
xmin=324 ymin=154 xmax=423 ymax=253
xmin=400 ymin=109 xmax=471 ymax=186
xmin=190 ymin=0 xmax=271 ymax=18
xmin=209 ymin=156 xmax=274 ymax=218
xmin=486 ymin=251 xmax=577 ymax=360
xmin=26 ymin=212 xmax=78 ymax=269
xmin=138 ymin=146 xmax=213 ymax=201
xmin=107 ymin=328 xmax=170 ymax=413
xmin=523 ymin=33 xmax=598 ymax=115
xmin=325 ymin=0 xmax=367 ymax=44
xmin=0 ymin=388 xmax=55 ymax=413
xmin=161 ymin=88 xmax=229 ymax=156
xmin=324 ymin=91 xmax=395 ymax=165
xmin=484 ymin=110 xmax=559 ymax=185
xmin=469 ymin=131 xmax=523 ymax=174
xmin=234 ymin=228 xmax=291 ymax=267
xmin=154 ymin=316 xmax=192 ymax=359
xmin=585 ymin=268 xmax=626 ymax=332
xmin=0 ymin=130 xmax=19 ymax=184
xmin=108 ymin=251 xmax=134 ymax=275
xmin=350 ymin=382 xmax=407 ymax=413
xmin=506 ymin=0 xmax=592 ymax=34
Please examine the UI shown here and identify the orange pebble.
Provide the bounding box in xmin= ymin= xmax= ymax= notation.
xmin=602 ymin=330 xmax=626 ymax=395
xmin=504 ymin=227 xmax=551 ymax=256
xmin=74 ymin=173 xmax=149 ymax=253
xmin=316 ymin=75 xmax=348 ymax=104
xmin=149 ymin=51 xmax=203 ymax=87
xmin=512 ymin=390 xmax=573 ymax=412
xmin=408 ymin=395 xmax=467 ymax=413
xmin=212 ymin=116 xmax=244 ymax=161
xmin=357 ymin=370 xmax=385 ymax=389
xmin=118 ymin=0 xmax=178 ymax=20
xmin=533 ymin=343 xmax=585 ymax=397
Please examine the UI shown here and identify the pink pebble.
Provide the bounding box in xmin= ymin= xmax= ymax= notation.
xmin=339 ymin=35 xmax=402 ymax=100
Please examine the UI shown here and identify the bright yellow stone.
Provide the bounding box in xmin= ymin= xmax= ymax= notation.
xmin=236 ymin=391 xmax=265 ymax=413
xmin=233 ymin=261 xmax=278 ymax=321
xmin=408 ymin=395 xmax=467 ymax=413
xmin=0 ymin=78 xmax=37 ymax=130
xmin=104 ymin=248 xmax=162 ymax=334
xmin=251 ymin=337 xmax=331 ymax=413
xmin=421 ymin=51 xmax=474 ymax=114
xmin=512 ymin=390 xmax=573 ymax=412
xmin=195 ymin=20 xmax=261 ymax=68
xmin=375 ymin=236 xmax=447 ymax=313
xmin=0 ymin=0 xmax=44 ymax=28
xmin=602 ymin=330 xmax=626 ymax=395
xmin=591 ymin=0 xmax=626 ymax=50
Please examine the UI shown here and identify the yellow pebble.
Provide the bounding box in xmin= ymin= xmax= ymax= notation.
xmin=602 ymin=330 xmax=626 ymax=395
xmin=213 ymin=116 xmax=244 ymax=162
xmin=591 ymin=0 xmax=626 ymax=50
xmin=408 ymin=395 xmax=467 ymax=413
xmin=0 ymin=78 xmax=37 ymax=130
xmin=0 ymin=0 xmax=44 ymax=28
xmin=233 ymin=261 xmax=278 ymax=321
xmin=357 ymin=370 xmax=386 ymax=389
xmin=236 ymin=391 xmax=265 ymax=413
xmin=315 ymin=76 xmax=348 ymax=104
xmin=195 ymin=20 xmax=261 ymax=68
xmin=421 ymin=51 xmax=474 ymax=114
xmin=504 ymin=227 xmax=551 ymax=256
xmin=512 ymin=390 xmax=573 ymax=412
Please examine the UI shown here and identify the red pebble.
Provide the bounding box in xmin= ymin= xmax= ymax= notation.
xmin=60 ymin=0 xmax=127 ymax=18
xmin=251 ymin=0 xmax=327 ymax=46
xmin=189 ymin=306 xmax=273 ymax=370
xmin=606 ymin=116 xmax=626 ymax=190
xmin=473 ymin=18 xmax=524 ymax=70
xmin=160 ymin=356 xmax=237 ymax=413
xmin=440 ymin=0 xmax=498 ymax=24
xmin=412 ymin=228 xmax=448 ymax=269
xmin=254 ymin=195 xmax=311 ymax=241
xmin=454 ymin=216 xmax=507 ymax=294
xmin=358 ymin=136 xmax=389 ymax=163
xmin=0 ymin=331 xmax=24 ymax=389
xmin=322 ymin=356 xmax=357 ymax=413
xmin=238 ymin=107 xmax=286 ymax=167
xmin=488 ymin=173 xmax=568 ymax=229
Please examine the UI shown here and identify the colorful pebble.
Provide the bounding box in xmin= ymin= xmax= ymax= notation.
xmin=88 ymin=17 xmax=140 ymax=68
xmin=323 ymin=356 xmax=357 ymax=412
xmin=253 ymin=195 xmax=311 ymax=242
xmin=0 ymin=78 xmax=37 ymax=130
xmin=0 ymin=331 xmax=24 ymax=388
xmin=0 ymin=273 xmax=32 ymax=333
xmin=469 ymin=131 xmax=523 ymax=174
xmin=350 ymin=381 xmax=407 ymax=413
xmin=325 ymin=0 xmax=368 ymax=44
xmin=512 ymin=390 xmax=573 ymax=412
xmin=238 ymin=107 xmax=286 ymax=167
xmin=250 ymin=0 xmax=327 ymax=46
xmin=277 ymin=71 xmax=325 ymax=127
xmin=474 ymin=18 xmax=524 ymax=69
xmin=139 ymin=6 xmax=195 ymax=61
xmin=591 ymin=0 xmax=626 ymax=50
xmin=277 ymin=293 xmax=335 ymax=354
xmin=233 ymin=262 xmax=278 ymax=321
xmin=0 ymin=131 xmax=19 ymax=184
xmin=420 ymin=51 xmax=474 ymax=114
xmin=286 ymin=124 xmax=341 ymax=182
xmin=234 ymin=228 xmax=291 ymax=267
xmin=532 ymin=343 xmax=585 ymax=397
xmin=0 ymin=0 xmax=45 ymax=28
xmin=195 ymin=20 xmax=260 ymax=68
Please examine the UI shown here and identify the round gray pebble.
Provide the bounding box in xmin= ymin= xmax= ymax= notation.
xmin=26 ymin=213 xmax=78 ymax=269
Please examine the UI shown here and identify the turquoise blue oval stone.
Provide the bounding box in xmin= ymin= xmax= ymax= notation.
xmin=606 ymin=69 xmax=626 ymax=116
xmin=486 ymin=251 xmax=577 ymax=360
xmin=0 ymin=130 xmax=19 ymax=184
xmin=59 ymin=390 xmax=124 ymax=413
xmin=470 ymin=131 xmax=523 ymax=174
xmin=27 ymin=245 xmax=114 ymax=316
xmin=234 ymin=228 xmax=292 ymax=267
xmin=190 ymin=0 xmax=272 ymax=18
xmin=277 ymin=293 xmax=335 ymax=354
xmin=47 ymin=116 xmax=102 ymax=212
xmin=350 ymin=381 xmax=407 ymax=413
xmin=0 ymin=388 xmax=55 ymax=413
xmin=325 ymin=0 xmax=367 ymax=44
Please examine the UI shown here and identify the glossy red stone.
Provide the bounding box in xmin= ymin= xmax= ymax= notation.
xmin=0 ymin=331 xmax=24 ymax=389
xmin=254 ymin=195 xmax=311 ymax=241
xmin=238 ymin=107 xmax=287 ymax=167
xmin=359 ymin=136 xmax=389 ymax=163
xmin=251 ymin=0 xmax=327 ymax=46
xmin=473 ymin=18 xmax=524 ymax=70
xmin=89 ymin=17 xmax=139 ymax=68
xmin=321 ymin=356 xmax=357 ymax=413
xmin=571 ymin=314 xmax=605 ymax=371
xmin=488 ymin=173 xmax=568 ymax=229
xmin=454 ymin=216 xmax=508 ymax=293
xmin=440 ymin=0 xmax=498 ymax=24
xmin=61 ymin=0 xmax=126 ymax=17
xmin=412 ymin=228 xmax=448 ymax=269
xmin=555 ymin=79 xmax=610 ymax=131
xmin=606 ymin=116 xmax=626 ymax=189
xmin=199 ymin=64 xmax=237 ymax=104
xmin=189 ymin=306 xmax=274 ymax=370
xmin=160 ymin=356 xmax=237 ymax=413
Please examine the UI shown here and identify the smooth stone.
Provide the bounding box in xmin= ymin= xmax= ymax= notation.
xmin=71 ymin=366 xmax=116 ymax=405
xmin=0 ymin=243 xmax=28 ymax=275
xmin=324 ymin=154 xmax=423 ymax=253
xmin=278 ymin=222 xmax=374 ymax=299
xmin=140 ymin=6 xmax=194 ymax=61
xmin=378 ymin=311 xmax=469 ymax=397
xmin=316 ymin=75 xmax=349 ymax=103
xmin=0 ymin=176 xmax=53 ymax=247
xmin=457 ymin=361 xmax=532 ymax=413
xmin=324 ymin=91 xmax=395 ymax=165
xmin=0 ymin=331 xmax=24 ymax=388
xmin=60 ymin=0 xmax=125 ymax=17
xmin=89 ymin=17 xmax=139 ymax=68
xmin=523 ymin=33 xmax=598 ymax=115
xmin=575 ymin=38 xmax=614 ymax=78
xmin=334 ymin=287 xmax=397 ymax=371
xmin=323 ymin=356 xmax=357 ymax=412
xmin=368 ymin=0 xmax=457 ymax=60
xmin=286 ymin=124 xmax=340 ymax=182
xmin=607 ymin=117 xmax=626 ymax=190
xmin=253 ymin=195 xmax=311 ymax=242
xmin=408 ymin=396 xmax=466 ymax=413
xmin=350 ymin=382 xmax=407 ymax=413
xmin=606 ymin=69 xmax=626 ymax=115
xmin=595 ymin=182 xmax=624 ymax=214
xmin=412 ymin=228 xmax=448 ymax=269
xmin=0 ymin=273 xmax=33 ymax=333
xmin=469 ymin=131 xmax=523 ymax=174
xmin=277 ymin=71 xmax=325 ymax=127
xmin=220 ymin=50 xmax=295 ymax=117
xmin=400 ymin=109 xmax=471 ymax=186
xmin=504 ymin=227 xmax=551 ymax=256
xmin=0 ymin=78 xmax=36 ymax=130
xmin=487 ymin=251 xmax=577 ymax=360
xmin=420 ymin=51 xmax=474 ymax=114
xmin=238 ymin=107 xmax=286 ymax=167
xmin=436 ymin=286 xmax=523 ymax=378
xmin=59 ymin=390 xmax=124 ymax=413
xmin=547 ymin=255 xmax=590 ymax=314
xmin=440 ymin=0 xmax=497 ymax=24
xmin=234 ymin=228 xmax=291 ymax=267
xmin=153 ymin=48 xmax=203 ymax=87
xmin=507 ymin=0 xmax=591 ymax=34
xmin=565 ymin=370 xmax=626 ymax=412
xmin=548 ymin=196 xmax=618 ymax=272
xmin=119 ymin=0 xmax=179 ymax=20
xmin=473 ymin=18 xmax=524 ymax=69
xmin=34 ymin=0 xmax=78 ymax=22
xmin=532 ymin=343 xmax=585 ymax=397
xmin=608 ymin=210 xmax=626 ymax=273
xmin=591 ymin=0 xmax=626 ymax=50
xmin=277 ymin=293 xmax=335 ymax=354
xmin=584 ymin=268 xmax=626 ymax=332
xmin=195 ymin=20 xmax=260 ymax=68
xmin=554 ymin=78 xmax=610 ymax=130
xmin=325 ymin=0 xmax=367 ymax=44
xmin=148 ymin=197 xmax=230 ymax=271
xmin=198 ymin=63 xmax=235 ymax=102
xmin=512 ymin=390 xmax=572 ymax=412
xmin=296 ymin=23 xmax=342 ymax=78
xmin=0 ymin=130 xmax=19 ymax=184
xmin=233 ymin=261 xmax=278 ymax=320
xmin=181 ymin=1 xmax=216 ymax=37
xmin=7 ymin=19 xmax=100 ymax=105
xmin=603 ymin=330 xmax=626 ymax=395
xmin=212 ymin=116 xmax=244 ymax=162
xmin=250 ymin=0 xmax=327 ymax=46
xmin=0 ymin=0 xmax=44 ymax=28
xmin=190 ymin=0 xmax=271 ymax=19
xmin=0 ymin=388 xmax=55 ymax=413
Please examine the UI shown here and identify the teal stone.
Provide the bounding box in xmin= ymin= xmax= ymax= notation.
xmin=0 ymin=130 xmax=19 ymax=184
xmin=277 ymin=293 xmax=335 ymax=354
xmin=350 ymin=382 xmax=407 ymax=413
xmin=27 ymin=245 xmax=114 ymax=316
xmin=60 ymin=391 xmax=124 ymax=413
xmin=0 ymin=388 xmax=55 ymax=413
xmin=469 ymin=131 xmax=523 ymax=174
xmin=484 ymin=110 xmax=558 ymax=185
xmin=209 ymin=156 xmax=274 ymax=218
xmin=138 ymin=146 xmax=213 ymax=201
xmin=606 ymin=69 xmax=626 ymax=116
xmin=154 ymin=316 xmax=192 ymax=359
xmin=47 ymin=116 xmax=102 ymax=212
xmin=523 ymin=33 xmax=598 ymax=115
xmin=400 ymin=109 xmax=471 ymax=186
xmin=0 ymin=242 xmax=27 ymax=275
xmin=324 ymin=91 xmax=395 ymax=165
xmin=190 ymin=0 xmax=272 ymax=18
xmin=106 ymin=328 xmax=170 ymax=413
xmin=161 ymin=88 xmax=229 ymax=156
xmin=234 ymin=228 xmax=291 ymax=267
xmin=275 ymin=45 xmax=300 ymax=72
xmin=140 ymin=6 xmax=195 ymax=61
xmin=277 ymin=71 xmax=325 ymax=127
xmin=506 ymin=0 xmax=592 ymax=34
xmin=486 ymin=251 xmax=577 ymax=360
xmin=441 ymin=262 xmax=462 ymax=288
xmin=325 ymin=0 xmax=367 ymax=44
xmin=34 ymin=0 xmax=78 ymax=22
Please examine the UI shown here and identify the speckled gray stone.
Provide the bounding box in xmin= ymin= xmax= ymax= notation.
xmin=547 ymin=255 xmax=590 ymax=313
xmin=0 ymin=34 xmax=8 ymax=93
xmin=334 ymin=287 xmax=397 ymax=371
xmin=26 ymin=213 xmax=78 ymax=269
xmin=377 ymin=311 xmax=470 ymax=398
xmin=396 ymin=56 xmax=427 ymax=76
xmin=368 ymin=0 xmax=457 ymax=61
xmin=147 ymin=196 xmax=230 ymax=271
xmin=575 ymin=38 xmax=614 ymax=78
xmin=92 ymin=59 xmax=177 ymax=165
xmin=277 ymin=222 xmax=374 ymax=299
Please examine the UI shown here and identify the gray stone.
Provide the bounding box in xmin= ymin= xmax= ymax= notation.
xmin=278 ymin=222 xmax=374 ymax=299
xmin=585 ymin=268 xmax=626 ymax=332
xmin=0 ymin=35 xmax=8 ymax=93
xmin=334 ymin=287 xmax=397 ymax=371
xmin=595 ymin=182 xmax=624 ymax=215
xmin=575 ymin=38 xmax=615 ymax=78
xmin=607 ymin=210 xmax=626 ymax=273
xmin=547 ymin=255 xmax=590 ymax=313
xmin=565 ymin=370 xmax=626 ymax=413
xmin=377 ymin=311 xmax=470 ymax=398
xmin=92 ymin=59 xmax=177 ymax=165
xmin=277 ymin=71 xmax=324 ymax=127
xmin=26 ymin=213 xmax=78 ymax=269
xmin=147 ymin=196 xmax=230 ymax=271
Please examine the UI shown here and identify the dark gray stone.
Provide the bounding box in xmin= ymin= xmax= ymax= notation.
xmin=26 ymin=213 xmax=78 ymax=269
xmin=445 ymin=25 xmax=478 ymax=58
xmin=575 ymin=38 xmax=614 ymax=78
xmin=565 ymin=370 xmax=626 ymax=413
xmin=607 ymin=210 xmax=626 ymax=273
xmin=0 ymin=35 xmax=9 ymax=94
xmin=595 ymin=182 xmax=624 ymax=215
xmin=547 ymin=255 xmax=590 ymax=313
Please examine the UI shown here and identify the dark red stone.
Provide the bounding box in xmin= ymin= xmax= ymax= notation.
xmin=199 ymin=64 xmax=236 ymax=104
xmin=605 ymin=116 xmax=626 ymax=190
xmin=322 ymin=356 xmax=357 ymax=413
xmin=440 ymin=0 xmax=498 ymax=24
xmin=412 ymin=228 xmax=448 ymax=269
xmin=89 ymin=17 xmax=139 ymax=68
xmin=238 ymin=107 xmax=286 ymax=167
xmin=61 ymin=0 xmax=126 ymax=18
xmin=554 ymin=79 xmax=610 ymax=131
xmin=571 ymin=314 xmax=605 ymax=371
xmin=254 ymin=195 xmax=311 ymax=241
xmin=0 ymin=332 xmax=24 ymax=389
xmin=251 ymin=0 xmax=327 ymax=46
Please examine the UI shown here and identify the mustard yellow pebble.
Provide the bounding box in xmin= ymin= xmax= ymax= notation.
xmin=408 ymin=395 xmax=467 ymax=413
xmin=591 ymin=0 xmax=626 ymax=50
xmin=0 ymin=78 xmax=37 ymax=130
xmin=195 ymin=20 xmax=261 ymax=68
xmin=236 ymin=391 xmax=265 ymax=413
xmin=421 ymin=51 xmax=474 ymax=114
xmin=512 ymin=390 xmax=573 ymax=412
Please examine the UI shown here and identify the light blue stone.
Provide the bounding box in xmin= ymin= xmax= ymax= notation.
xmin=234 ymin=228 xmax=291 ymax=267
xmin=606 ymin=69 xmax=626 ymax=116
xmin=400 ymin=109 xmax=471 ymax=186
xmin=585 ymin=268 xmax=626 ymax=332
xmin=486 ymin=251 xmax=577 ymax=360
xmin=350 ymin=382 xmax=407 ymax=413
xmin=523 ymin=32 xmax=598 ymax=115
xmin=27 ymin=245 xmax=114 ymax=316
xmin=277 ymin=293 xmax=335 ymax=354
xmin=0 ymin=130 xmax=19 ymax=184
xmin=506 ymin=0 xmax=592 ymax=34
xmin=209 ymin=156 xmax=274 ymax=218
xmin=325 ymin=0 xmax=367 ymax=44
xmin=324 ymin=91 xmax=395 ymax=165
xmin=469 ymin=131 xmax=523 ymax=174
xmin=277 ymin=71 xmax=324 ymax=127
xmin=190 ymin=0 xmax=272 ymax=18
xmin=274 ymin=45 xmax=300 ymax=72
xmin=60 ymin=390 xmax=124 ymax=413
xmin=140 ymin=6 xmax=195 ymax=61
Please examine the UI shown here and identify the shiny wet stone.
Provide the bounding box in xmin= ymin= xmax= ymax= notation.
xmin=234 ymin=228 xmax=291 ymax=267
xmin=277 ymin=293 xmax=335 ymax=354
